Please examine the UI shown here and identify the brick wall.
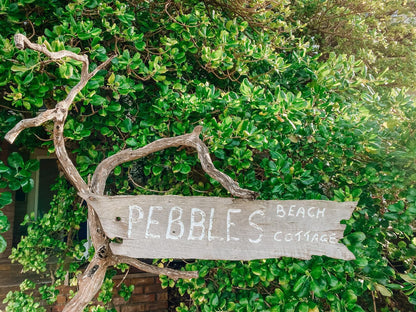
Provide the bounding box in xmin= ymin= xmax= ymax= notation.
xmin=0 ymin=201 xmax=14 ymax=260
xmin=0 ymin=140 xmax=14 ymax=260
xmin=0 ymin=273 xmax=168 ymax=312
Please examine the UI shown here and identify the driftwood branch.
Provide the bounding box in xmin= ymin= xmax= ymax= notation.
xmin=5 ymin=34 xmax=205 ymax=311
xmin=62 ymin=258 xmax=110 ymax=311
xmin=6 ymin=34 xmax=115 ymax=194
xmin=6 ymin=34 xmax=260 ymax=311
xmin=112 ymin=256 xmax=199 ymax=281
xmin=91 ymin=126 xmax=258 ymax=199
xmin=5 ymin=109 xmax=55 ymax=144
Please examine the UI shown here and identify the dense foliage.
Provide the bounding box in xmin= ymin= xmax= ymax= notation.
xmin=0 ymin=0 xmax=415 ymax=311
xmin=293 ymin=0 xmax=416 ymax=90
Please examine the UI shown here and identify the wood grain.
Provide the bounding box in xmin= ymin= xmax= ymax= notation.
xmin=81 ymin=194 xmax=356 ymax=261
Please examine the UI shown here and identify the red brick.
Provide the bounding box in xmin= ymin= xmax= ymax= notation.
xmin=121 ymin=303 xmax=147 ymax=312
xmin=112 ymin=296 xmax=128 ymax=306
xmin=130 ymin=293 xmax=155 ymax=303
xmin=0 ymin=201 xmax=15 ymax=258
xmin=130 ymin=277 xmax=155 ymax=285
xmin=146 ymin=301 xmax=168 ymax=311
xmin=51 ymin=305 xmax=65 ymax=312
xmin=144 ymin=284 xmax=164 ymax=294
xmin=156 ymin=292 xmax=168 ymax=301
xmin=133 ymin=286 xmax=144 ymax=294
xmin=56 ymin=294 xmax=67 ymax=304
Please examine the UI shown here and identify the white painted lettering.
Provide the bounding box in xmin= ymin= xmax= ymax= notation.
xmin=310 ymin=233 xmax=319 ymax=242
xmin=128 ymin=205 xmax=144 ymax=238
xmin=288 ymin=205 xmax=295 ymax=217
xmin=227 ymin=209 xmax=241 ymax=241
xmin=294 ymin=231 xmax=303 ymax=241
xmin=145 ymin=206 xmax=162 ymax=239
xmin=166 ymin=206 xmax=184 ymax=240
xmin=276 ymin=205 xmax=285 ymax=217
xmin=274 ymin=231 xmax=282 ymax=241
xmin=208 ymin=208 xmax=223 ymax=241
xmin=296 ymin=207 xmax=305 ymax=218
xmin=304 ymin=231 xmax=311 ymax=241
xmin=307 ymin=207 xmax=316 ymax=218
xmin=248 ymin=210 xmax=264 ymax=243
xmin=320 ymin=234 xmax=328 ymax=243
xmin=285 ymin=233 xmax=293 ymax=242
xmin=273 ymin=230 xmax=340 ymax=245
xmin=329 ymin=233 xmax=337 ymax=244
xmin=316 ymin=208 xmax=326 ymax=218
xmin=188 ymin=208 xmax=206 ymax=240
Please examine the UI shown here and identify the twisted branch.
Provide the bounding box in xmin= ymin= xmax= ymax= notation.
xmin=91 ymin=126 xmax=258 ymax=199
xmin=5 ymin=34 xmax=257 ymax=311
xmin=6 ymin=34 xmax=115 ymax=194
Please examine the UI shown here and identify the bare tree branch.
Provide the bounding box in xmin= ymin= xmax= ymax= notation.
xmin=91 ymin=126 xmax=258 ymax=199
xmin=112 ymin=256 xmax=199 ymax=281
xmin=14 ymin=33 xmax=88 ymax=63
xmin=6 ymin=34 xmax=259 ymax=312
xmin=5 ymin=108 xmax=55 ymax=144
xmin=62 ymin=257 xmax=110 ymax=312
xmin=7 ymin=34 xmax=115 ymax=194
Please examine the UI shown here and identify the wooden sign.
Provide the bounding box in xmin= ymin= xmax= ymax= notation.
xmin=81 ymin=194 xmax=356 ymax=261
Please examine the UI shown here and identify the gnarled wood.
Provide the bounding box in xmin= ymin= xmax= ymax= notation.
xmin=83 ymin=194 xmax=356 ymax=261
xmin=5 ymin=34 xmax=262 ymax=311
xmin=62 ymin=257 xmax=110 ymax=312
xmin=113 ymin=256 xmax=198 ymax=281
xmin=91 ymin=126 xmax=258 ymax=199
xmin=5 ymin=108 xmax=55 ymax=144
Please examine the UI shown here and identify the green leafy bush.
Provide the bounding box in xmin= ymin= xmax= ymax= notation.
xmin=0 ymin=0 xmax=415 ymax=311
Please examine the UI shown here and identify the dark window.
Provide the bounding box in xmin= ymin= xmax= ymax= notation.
xmin=13 ymin=158 xmax=59 ymax=246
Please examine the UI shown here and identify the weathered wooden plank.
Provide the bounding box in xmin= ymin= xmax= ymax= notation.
xmin=80 ymin=194 xmax=356 ymax=261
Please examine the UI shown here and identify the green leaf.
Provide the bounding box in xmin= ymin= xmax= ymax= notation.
xmin=107 ymin=103 xmax=122 ymax=112
xmin=152 ymin=166 xmax=163 ymax=176
xmin=0 ymin=235 xmax=6 ymax=253
xmin=108 ymin=72 xmax=115 ymax=84
xmin=8 ymin=180 xmax=21 ymax=191
xmin=0 ymin=212 xmax=10 ymax=233
xmin=347 ymin=232 xmax=366 ymax=243
xmin=293 ymin=275 xmax=307 ymax=293
xmin=90 ymin=94 xmax=107 ymax=106
xmin=388 ymin=201 xmax=405 ymax=213
xmin=210 ymin=293 xmax=219 ymax=307
xmin=240 ymin=78 xmax=253 ymax=96
xmin=77 ymin=156 xmax=92 ymax=165
xmin=297 ymin=302 xmax=309 ymax=312
xmin=180 ymin=164 xmax=191 ymax=175
xmin=11 ymin=65 xmax=30 ymax=72
xmin=25 ymin=159 xmax=39 ymax=172
xmin=114 ymin=166 xmax=122 ymax=176
xmin=126 ymin=137 xmax=138 ymax=147
xmin=172 ymin=163 xmax=182 ymax=173
xmin=375 ymin=283 xmax=392 ymax=297
xmin=100 ymin=127 xmax=112 ymax=136
xmin=23 ymin=71 xmax=34 ymax=84
xmin=59 ymin=63 xmax=74 ymax=79
xmin=21 ymin=178 xmax=34 ymax=193
xmin=354 ymin=257 xmax=368 ymax=267
xmin=0 ymin=192 xmax=12 ymax=208
xmin=0 ymin=164 xmax=10 ymax=174
xmin=8 ymin=152 xmax=24 ymax=169
xmin=120 ymin=118 xmax=133 ymax=133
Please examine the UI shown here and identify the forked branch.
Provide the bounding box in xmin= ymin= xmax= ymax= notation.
xmin=91 ymin=126 xmax=258 ymax=199
xmin=5 ymin=34 xmax=257 ymax=311
xmin=6 ymin=34 xmax=114 ymax=194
